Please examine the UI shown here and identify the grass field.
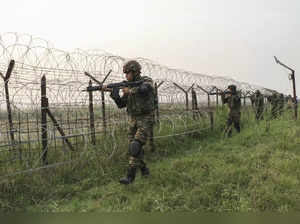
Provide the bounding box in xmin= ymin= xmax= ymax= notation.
xmin=1 ymin=106 xmax=300 ymax=212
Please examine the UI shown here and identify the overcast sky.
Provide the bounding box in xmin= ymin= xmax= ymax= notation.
xmin=1 ymin=0 xmax=299 ymax=93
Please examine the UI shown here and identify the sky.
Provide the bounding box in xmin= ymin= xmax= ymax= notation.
xmin=1 ymin=0 xmax=299 ymax=94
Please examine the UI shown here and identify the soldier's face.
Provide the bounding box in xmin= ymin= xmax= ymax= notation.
xmin=126 ymin=72 xmax=134 ymax=81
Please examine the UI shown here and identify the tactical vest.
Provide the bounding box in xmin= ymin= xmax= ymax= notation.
xmin=127 ymin=76 xmax=155 ymax=116
xmin=254 ymin=95 xmax=264 ymax=108
xmin=228 ymin=94 xmax=241 ymax=115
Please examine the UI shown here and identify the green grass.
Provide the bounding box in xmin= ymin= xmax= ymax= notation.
xmin=1 ymin=107 xmax=300 ymax=212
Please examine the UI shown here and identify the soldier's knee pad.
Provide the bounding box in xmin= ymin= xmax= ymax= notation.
xmin=129 ymin=140 xmax=142 ymax=157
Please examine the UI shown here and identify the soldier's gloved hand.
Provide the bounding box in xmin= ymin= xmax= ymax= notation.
xmin=110 ymin=87 xmax=120 ymax=100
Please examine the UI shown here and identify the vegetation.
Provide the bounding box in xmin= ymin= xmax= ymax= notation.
xmin=1 ymin=107 xmax=300 ymax=212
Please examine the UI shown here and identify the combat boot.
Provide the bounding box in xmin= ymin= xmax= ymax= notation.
xmin=141 ymin=166 xmax=150 ymax=176
xmin=140 ymin=161 xmax=150 ymax=177
xmin=119 ymin=167 xmax=136 ymax=185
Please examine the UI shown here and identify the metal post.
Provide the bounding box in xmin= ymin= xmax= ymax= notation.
xmin=291 ymin=71 xmax=297 ymax=119
xmin=216 ymin=89 xmax=219 ymax=106
xmin=101 ymin=91 xmax=107 ymax=135
xmin=0 ymin=60 xmax=16 ymax=148
xmin=208 ymin=94 xmax=210 ymax=108
xmin=88 ymin=80 xmax=96 ymax=145
xmin=41 ymin=75 xmax=48 ymax=165
xmin=274 ymin=56 xmax=297 ymax=119
xmin=154 ymin=82 xmax=163 ymax=123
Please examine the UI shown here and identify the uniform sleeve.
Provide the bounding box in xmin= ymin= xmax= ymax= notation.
xmin=222 ymin=93 xmax=230 ymax=104
xmin=118 ymin=94 xmax=128 ymax=108
xmin=110 ymin=91 xmax=128 ymax=108
xmin=129 ymin=76 xmax=154 ymax=95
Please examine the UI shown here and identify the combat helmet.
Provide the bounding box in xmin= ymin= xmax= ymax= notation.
xmin=123 ymin=60 xmax=141 ymax=75
xmin=228 ymin=84 xmax=237 ymax=93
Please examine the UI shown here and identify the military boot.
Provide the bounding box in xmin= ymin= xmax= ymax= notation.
xmin=140 ymin=161 xmax=150 ymax=177
xmin=119 ymin=167 xmax=136 ymax=185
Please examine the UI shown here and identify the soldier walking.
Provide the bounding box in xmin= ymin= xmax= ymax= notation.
xmin=222 ymin=85 xmax=241 ymax=137
xmin=108 ymin=60 xmax=155 ymax=185
xmin=270 ymin=92 xmax=279 ymax=119
xmin=253 ymin=90 xmax=264 ymax=120
xmin=278 ymin=93 xmax=285 ymax=116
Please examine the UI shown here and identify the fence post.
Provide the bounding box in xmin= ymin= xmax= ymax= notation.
xmin=173 ymin=82 xmax=194 ymax=111
xmin=154 ymin=83 xmax=159 ymax=123
xmin=101 ymin=91 xmax=107 ymax=135
xmin=0 ymin=60 xmax=16 ymax=149
xmin=154 ymin=82 xmax=159 ymax=123
xmin=46 ymin=109 xmax=75 ymax=151
xmin=41 ymin=75 xmax=48 ymax=165
xmin=191 ymin=88 xmax=198 ymax=120
xmin=216 ymin=89 xmax=219 ymax=106
xmin=155 ymin=81 xmax=164 ymax=123
xmin=88 ymin=80 xmax=96 ymax=145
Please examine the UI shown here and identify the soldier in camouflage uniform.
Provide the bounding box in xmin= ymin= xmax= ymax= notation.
xmin=287 ymin=94 xmax=293 ymax=110
xmin=270 ymin=92 xmax=279 ymax=119
xmin=253 ymin=90 xmax=264 ymax=120
xmin=109 ymin=60 xmax=155 ymax=185
xmin=250 ymin=93 xmax=256 ymax=108
xmin=278 ymin=93 xmax=285 ymax=116
xmin=222 ymin=85 xmax=241 ymax=137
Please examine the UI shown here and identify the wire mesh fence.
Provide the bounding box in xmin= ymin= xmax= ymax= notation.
xmin=0 ymin=32 xmax=285 ymax=178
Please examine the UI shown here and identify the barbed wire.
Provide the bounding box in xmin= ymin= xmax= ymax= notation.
xmin=0 ymin=32 xmax=283 ymax=178
xmin=0 ymin=32 xmax=275 ymax=111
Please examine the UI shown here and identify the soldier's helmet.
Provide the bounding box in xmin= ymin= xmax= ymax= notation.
xmin=228 ymin=84 xmax=237 ymax=93
xmin=123 ymin=60 xmax=141 ymax=75
xmin=272 ymin=92 xmax=277 ymax=97
xmin=255 ymin=90 xmax=261 ymax=95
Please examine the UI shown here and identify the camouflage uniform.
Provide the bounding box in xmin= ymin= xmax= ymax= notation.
xmin=222 ymin=85 xmax=241 ymax=137
xmin=250 ymin=94 xmax=256 ymax=108
xmin=253 ymin=90 xmax=264 ymax=120
xmin=270 ymin=93 xmax=279 ymax=119
xmin=287 ymin=95 xmax=293 ymax=110
xmin=125 ymin=78 xmax=155 ymax=167
xmin=278 ymin=93 xmax=285 ymax=116
xmin=110 ymin=60 xmax=155 ymax=184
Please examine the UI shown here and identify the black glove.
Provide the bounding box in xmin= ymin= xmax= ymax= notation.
xmin=110 ymin=87 xmax=122 ymax=106
xmin=110 ymin=87 xmax=120 ymax=100
xmin=110 ymin=87 xmax=127 ymax=108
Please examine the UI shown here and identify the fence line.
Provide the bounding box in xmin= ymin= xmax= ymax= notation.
xmin=0 ymin=32 xmax=290 ymax=178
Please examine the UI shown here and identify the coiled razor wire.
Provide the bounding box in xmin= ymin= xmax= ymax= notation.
xmin=0 ymin=32 xmax=280 ymax=177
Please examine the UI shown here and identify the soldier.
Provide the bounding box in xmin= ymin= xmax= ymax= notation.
xmin=270 ymin=92 xmax=279 ymax=119
xmin=108 ymin=60 xmax=155 ymax=185
xmin=278 ymin=93 xmax=285 ymax=116
xmin=287 ymin=94 xmax=293 ymax=110
xmin=253 ymin=90 xmax=264 ymax=120
xmin=222 ymin=84 xmax=241 ymax=137
xmin=250 ymin=93 xmax=256 ymax=108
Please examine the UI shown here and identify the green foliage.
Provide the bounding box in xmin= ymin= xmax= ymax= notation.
xmin=1 ymin=107 xmax=300 ymax=212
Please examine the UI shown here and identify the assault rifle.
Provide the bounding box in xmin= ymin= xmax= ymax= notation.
xmin=82 ymin=71 xmax=143 ymax=92
xmin=83 ymin=80 xmax=144 ymax=92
